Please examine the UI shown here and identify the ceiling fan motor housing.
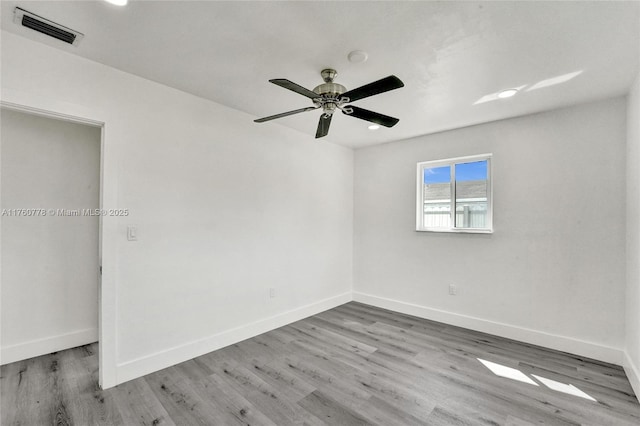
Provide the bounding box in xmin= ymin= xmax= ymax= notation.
xmin=313 ymin=69 xmax=347 ymax=115
xmin=313 ymin=82 xmax=346 ymax=97
xmin=313 ymin=83 xmax=346 ymax=115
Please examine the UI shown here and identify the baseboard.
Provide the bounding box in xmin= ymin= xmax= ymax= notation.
xmin=116 ymin=291 xmax=353 ymax=385
xmin=353 ymin=292 xmax=623 ymax=365
xmin=623 ymin=351 xmax=640 ymax=402
xmin=1 ymin=327 xmax=98 ymax=365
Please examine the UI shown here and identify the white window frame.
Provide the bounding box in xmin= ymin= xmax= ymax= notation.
xmin=416 ymin=153 xmax=493 ymax=233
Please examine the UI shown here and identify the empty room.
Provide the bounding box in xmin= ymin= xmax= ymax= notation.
xmin=1 ymin=1 xmax=639 ymax=425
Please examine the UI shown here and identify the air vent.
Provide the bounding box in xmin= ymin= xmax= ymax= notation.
xmin=13 ymin=7 xmax=84 ymax=46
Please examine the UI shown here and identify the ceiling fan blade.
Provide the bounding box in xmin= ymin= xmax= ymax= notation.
xmin=342 ymin=106 xmax=399 ymax=127
xmin=254 ymin=106 xmax=319 ymax=123
xmin=270 ymin=79 xmax=319 ymax=99
xmin=315 ymin=114 xmax=332 ymax=138
xmin=340 ymin=75 xmax=404 ymax=103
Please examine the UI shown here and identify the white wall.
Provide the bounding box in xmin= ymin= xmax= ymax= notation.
xmin=354 ymin=98 xmax=627 ymax=363
xmin=1 ymin=109 xmax=101 ymax=363
xmin=625 ymin=72 xmax=640 ymax=396
xmin=0 ymin=31 xmax=353 ymax=387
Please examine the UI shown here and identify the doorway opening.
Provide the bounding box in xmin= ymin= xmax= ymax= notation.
xmin=1 ymin=107 xmax=104 ymax=384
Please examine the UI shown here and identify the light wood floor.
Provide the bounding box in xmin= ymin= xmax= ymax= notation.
xmin=2 ymin=302 xmax=639 ymax=425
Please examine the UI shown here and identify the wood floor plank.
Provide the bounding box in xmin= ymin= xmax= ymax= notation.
xmin=3 ymin=302 xmax=639 ymax=425
xmin=193 ymin=373 xmax=282 ymax=426
xmin=321 ymin=306 xmax=378 ymax=326
xmin=518 ymin=361 xmax=640 ymax=413
xmin=112 ymin=376 xmax=176 ymax=426
xmin=47 ymin=351 xmax=77 ymax=426
xmin=505 ymin=415 xmax=537 ymax=426
xmin=354 ymin=395 xmax=429 ymax=426
xmin=238 ymin=333 xmax=295 ymax=363
xmin=212 ymin=360 xmax=321 ymax=425
xmin=420 ymin=352 xmax=626 ymax=425
xmin=250 ymin=361 xmax=317 ymax=402
xmin=281 ymin=345 xmax=373 ymax=404
xmin=69 ymin=352 xmax=125 ymax=425
xmin=426 ymin=406 xmax=484 ymax=426
xmin=288 ymin=333 xmax=439 ymax=421
xmin=0 ymin=362 xmax=21 ymax=426
xmin=170 ymin=358 xmax=213 ymax=383
xmin=336 ymin=303 xmax=416 ymax=329
xmin=145 ymin=366 xmax=225 ymax=425
xmin=306 ymin=314 xmax=420 ymax=359
xmin=297 ymin=390 xmax=370 ymax=425
xmin=1 ymin=357 xmax=55 ymax=426
xmin=288 ymin=320 xmax=378 ymax=354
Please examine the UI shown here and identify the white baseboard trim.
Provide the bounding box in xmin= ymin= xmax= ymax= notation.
xmin=623 ymin=351 xmax=640 ymax=402
xmin=116 ymin=292 xmax=353 ymax=385
xmin=1 ymin=327 xmax=98 ymax=365
xmin=353 ymin=292 xmax=624 ymax=365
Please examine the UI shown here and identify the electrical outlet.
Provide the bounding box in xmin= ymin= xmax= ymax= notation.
xmin=449 ymin=284 xmax=457 ymax=296
xmin=269 ymin=288 xmax=276 ymax=298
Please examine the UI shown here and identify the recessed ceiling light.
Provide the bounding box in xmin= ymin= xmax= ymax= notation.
xmin=105 ymin=0 xmax=128 ymax=6
xmin=368 ymin=124 xmax=380 ymax=130
xmin=497 ymin=88 xmax=519 ymax=99
xmin=348 ymin=50 xmax=368 ymax=63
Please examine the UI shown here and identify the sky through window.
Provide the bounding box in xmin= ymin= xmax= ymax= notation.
xmin=424 ymin=161 xmax=487 ymax=183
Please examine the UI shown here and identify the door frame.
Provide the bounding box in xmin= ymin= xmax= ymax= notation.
xmin=1 ymin=92 xmax=117 ymax=389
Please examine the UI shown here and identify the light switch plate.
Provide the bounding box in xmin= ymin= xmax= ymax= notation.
xmin=127 ymin=225 xmax=137 ymax=241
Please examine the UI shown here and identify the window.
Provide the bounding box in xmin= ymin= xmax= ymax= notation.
xmin=416 ymin=154 xmax=492 ymax=233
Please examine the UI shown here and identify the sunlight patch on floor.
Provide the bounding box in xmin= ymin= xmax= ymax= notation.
xmin=478 ymin=358 xmax=538 ymax=386
xmin=477 ymin=358 xmax=598 ymax=402
xmin=532 ymin=374 xmax=597 ymax=402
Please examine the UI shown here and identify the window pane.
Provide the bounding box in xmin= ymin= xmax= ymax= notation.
xmin=423 ymin=165 xmax=451 ymax=228
xmin=455 ymin=160 xmax=488 ymax=228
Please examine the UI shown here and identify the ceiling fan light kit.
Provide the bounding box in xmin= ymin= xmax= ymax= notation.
xmin=254 ymin=69 xmax=404 ymax=138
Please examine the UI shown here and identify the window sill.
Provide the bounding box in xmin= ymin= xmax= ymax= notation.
xmin=416 ymin=228 xmax=493 ymax=234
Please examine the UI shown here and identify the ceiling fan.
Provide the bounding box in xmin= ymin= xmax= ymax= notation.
xmin=254 ymin=69 xmax=404 ymax=138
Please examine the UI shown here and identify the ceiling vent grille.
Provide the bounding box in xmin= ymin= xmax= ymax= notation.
xmin=13 ymin=7 xmax=84 ymax=46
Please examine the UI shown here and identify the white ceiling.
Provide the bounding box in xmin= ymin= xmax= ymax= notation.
xmin=1 ymin=1 xmax=639 ymax=149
